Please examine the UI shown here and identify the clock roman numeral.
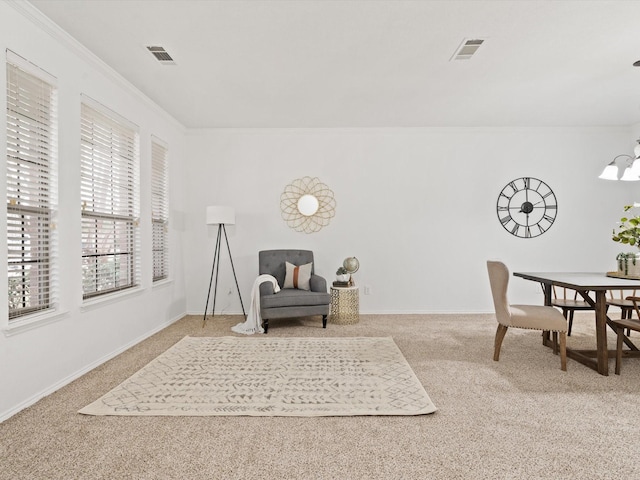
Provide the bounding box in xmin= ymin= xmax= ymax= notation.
xmin=500 ymin=215 xmax=511 ymax=225
xmin=524 ymin=226 xmax=532 ymax=238
xmin=523 ymin=177 xmax=530 ymax=189
xmin=511 ymin=224 xmax=519 ymax=235
xmin=534 ymin=179 xmax=544 ymax=191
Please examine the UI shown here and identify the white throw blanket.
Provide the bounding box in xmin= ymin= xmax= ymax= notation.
xmin=231 ymin=274 xmax=280 ymax=335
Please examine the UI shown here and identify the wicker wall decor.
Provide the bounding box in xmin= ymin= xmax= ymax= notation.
xmin=280 ymin=176 xmax=336 ymax=233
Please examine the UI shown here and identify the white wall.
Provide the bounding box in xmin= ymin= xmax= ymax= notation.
xmin=0 ymin=3 xmax=188 ymax=420
xmin=184 ymin=127 xmax=638 ymax=315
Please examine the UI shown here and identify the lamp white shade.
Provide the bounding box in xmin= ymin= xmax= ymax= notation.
xmin=206 ymin=206 xmax=236 ymax=225
xmin=598 ymin=163 xmax=619 ymax=180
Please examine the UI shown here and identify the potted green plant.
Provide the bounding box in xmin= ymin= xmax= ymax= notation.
xmin=336 ymin=266 xmax=350 ymax=282
xmin=612 ymin=203 xmax=640 ymax=276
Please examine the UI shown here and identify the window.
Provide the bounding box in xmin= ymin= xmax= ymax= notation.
xmin=151 ymin=138 xmax=168 ymax=282
xmin=80 ymin=98 xmax=139 ymax=299
xmin=6 ymin=51 xmax=58 ymax=320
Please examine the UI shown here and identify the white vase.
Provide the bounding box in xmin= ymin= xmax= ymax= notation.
xmin=617 ymin=252 xmax=640 ymax=277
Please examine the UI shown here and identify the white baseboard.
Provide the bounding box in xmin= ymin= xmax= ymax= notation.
xmin=0 ymin=312 xmax=185 ymax=423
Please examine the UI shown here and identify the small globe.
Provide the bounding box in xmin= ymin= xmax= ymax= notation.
xmin=343 ymin=257 xmax=360 ymax=274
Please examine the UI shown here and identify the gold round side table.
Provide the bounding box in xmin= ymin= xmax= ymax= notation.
xmin=329 ymin=286 xmax=359 ymax=324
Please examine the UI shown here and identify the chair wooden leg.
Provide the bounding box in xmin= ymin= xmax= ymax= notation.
xmin=616 ymin=327 xmax=624 ymax=375
xmin=494 ymin=324 xmax=508 ymax=361
xmin=542 ymin=330 xmax=550 ymax=345
xmin=322 ymin=315 xmax=327 ymax=328
xmin=623 ymin=308 xmax=631 ymax=336
xmin=568 ymin=310 xmax=574 ymax=336
xmin=559 ymin=332 xmax=567 ymax=371
xmin=552 ymin=331 xmax=558 ymax=355
xmin=264 ymin=319 xmax=269 ymax=334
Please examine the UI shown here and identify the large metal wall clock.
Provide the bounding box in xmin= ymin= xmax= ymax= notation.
xmin=496 ymin=177 xmax=557 ymax=238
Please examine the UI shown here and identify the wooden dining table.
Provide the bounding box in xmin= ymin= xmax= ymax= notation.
xmin=513 ymin=271 xmax=640 ymax=375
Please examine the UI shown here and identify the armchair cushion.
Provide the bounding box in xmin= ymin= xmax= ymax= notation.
xmin=261 ymin=288 xmax=330 ymax=309
xmin=284 ymin=261 xmax=312 ymax=290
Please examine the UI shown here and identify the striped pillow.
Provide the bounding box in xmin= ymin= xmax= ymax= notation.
xmin=284 ymin=261 xmax=313 ymax=290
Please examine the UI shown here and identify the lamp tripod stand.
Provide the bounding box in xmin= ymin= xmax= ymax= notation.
xmin=202 ymin=223 xmax=246 ymax=327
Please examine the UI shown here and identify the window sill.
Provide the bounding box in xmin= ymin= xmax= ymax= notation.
xmin=152 ymin=278 xmax=173 ymax=290
xmin=3 ymin=309 xmax=70 ymax=337
xmin=81 ymin=286 xmax=144 ymax=312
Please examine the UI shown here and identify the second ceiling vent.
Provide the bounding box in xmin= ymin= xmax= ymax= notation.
xmin=146 ymin=46 xmax=176 ymax=65
xmin=451 ymin=39 xmax=485 ymax=61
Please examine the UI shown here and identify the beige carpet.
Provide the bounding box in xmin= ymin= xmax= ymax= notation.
xmin=3 ymin=313 xmax=640 ymax=480
xmin=79 ymin=336 xmax=436 ymax=416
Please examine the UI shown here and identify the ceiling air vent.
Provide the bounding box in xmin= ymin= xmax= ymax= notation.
xmin=146 ymin=46 xmax=176 ymax=65
xmin=451 ymin=39 xmax=485 ymax=61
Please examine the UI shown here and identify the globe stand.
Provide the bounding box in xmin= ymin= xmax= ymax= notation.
xmin=343 ymin=257 xmax=360 ymax=288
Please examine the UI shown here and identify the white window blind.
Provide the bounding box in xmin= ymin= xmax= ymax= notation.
xmin=6 ymin=52 xmax=58 ymax=320
xmin=80 ymin=99 xmax=139 ymax=299
xmin=151 ymin=138 xmax=168 ymax=282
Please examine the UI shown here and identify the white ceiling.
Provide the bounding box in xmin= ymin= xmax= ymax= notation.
xmin=27 ymin=0 xmax=640 ymax=129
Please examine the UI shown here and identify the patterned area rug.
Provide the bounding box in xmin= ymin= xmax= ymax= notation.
xmin=79 ymin=336 xmax=437 ymax=416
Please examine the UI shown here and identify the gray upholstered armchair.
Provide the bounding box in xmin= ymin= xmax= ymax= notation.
xmin=259 ymin=249 xmax=330 ymax=333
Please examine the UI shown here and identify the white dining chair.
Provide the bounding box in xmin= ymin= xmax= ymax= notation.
xmin=487 ymin=260 xmax=567 ymax=371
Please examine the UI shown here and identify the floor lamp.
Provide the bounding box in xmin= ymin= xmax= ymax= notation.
xmin=202 ymin=206 xmax=246 ymax=327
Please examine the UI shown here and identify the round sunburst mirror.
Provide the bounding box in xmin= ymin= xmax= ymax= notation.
xmin=280 ymin=177 xmax=336 ymax=233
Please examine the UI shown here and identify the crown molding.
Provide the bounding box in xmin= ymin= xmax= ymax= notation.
xmin=6 ymin=0 xmax=186 ymax=132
